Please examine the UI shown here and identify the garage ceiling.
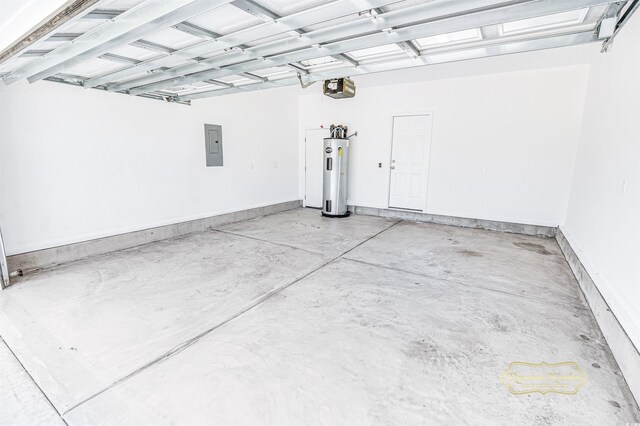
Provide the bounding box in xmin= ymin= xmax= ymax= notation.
xmin=0 ymin=0 xmax=637 ymax=104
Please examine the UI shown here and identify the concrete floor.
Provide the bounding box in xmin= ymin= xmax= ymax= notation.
xmin=0 ymin=208 xmax=638 ymax=425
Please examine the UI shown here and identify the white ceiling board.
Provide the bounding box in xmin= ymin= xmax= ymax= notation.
xmin=300 ymin=59 xmax=353 ymax=73
xmin=0 ymin=55 xmax=33 ymax=73
xmin=241 ymin=32 xmax=290 ymax=48
xmin=63 ymin=20 xmax=107 ymax=34
xmin=190 ymin=80 xmax=213 ymax=87
xmin=111 ymin=70 xmax=164 ymax=86
xmin=349 ymin=43 xmax=404 ymax=60
xmin=302 ymin=12 xmax=367 ymax=32
xmin=416 ymin=28 xmax=483 ymax=49
xmin=32 ymin=40 xmax=67 ymax=50
xmin=106 ymin=44 xmax=160 ymax=61
xmin=251 ymin=65 xmax=293 ymax=77
xmin=64 ymin=57 xmax=126 ymax=78
xmin=299 ymin=55 xmax=339 ymax=67
xmin=503 ymin=8 xmax=591 ymax=35
xmin=99 ymin=0 xmax=146 ymax=9
xmin=378 ymin=0 xmax=442 ymax=12
xmin=257 ymin=0 xmax=332 ymax=16
xmin=187 ymin=4 xmax=260 ymax=35
xmin=172 ymin=83 xmax=224 ymax=95
xmin=142 ymin=27 xmax=204 ymax=50
xmin=214 ymin=74 xmax=249 ymax=83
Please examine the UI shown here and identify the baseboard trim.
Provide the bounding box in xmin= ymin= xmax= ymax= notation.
xmin=556 ymin=228 xmax=640 ymax=406
xmin=6 ymin=200 xmax=302 ymax=280
xmin=350 ymin=206 xmax=557 ymax=238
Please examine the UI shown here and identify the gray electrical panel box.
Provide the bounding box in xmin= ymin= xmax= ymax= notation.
xmin=204 ymin=124 xmax=223 ymax=167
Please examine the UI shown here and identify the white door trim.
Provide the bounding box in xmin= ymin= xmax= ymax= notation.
xmin=304 ymin=128 xmax=329 ymax=208
xmin=387 ymin=113 xmax=434 ymax=213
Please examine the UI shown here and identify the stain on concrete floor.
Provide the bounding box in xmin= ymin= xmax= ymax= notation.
xmin=0 ymin=208 xmax=638 ymax=425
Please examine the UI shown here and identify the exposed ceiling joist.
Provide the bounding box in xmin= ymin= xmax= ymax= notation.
xmin=98 ymin=53 xmax=142 ymax=65
xmin=21 ymin=50 xmax=54 ymax=58
xmin=230 ymin=0 xmax=276 ymax=21
xmin=172 ymin=21 xmax=220 ymax=39
xmin=229 ymin=0 xmax=358 ymax=66
xmin=129 ymin=0 xmax=615 ymax=96
xmin=83 ymin=9 xmax=125 ymax=20
xmin=0 ymin=0 xmax=635 ymax=103
xmin=120 ymin=0 xmax=518 ymax=94
xmin=130 ymin=39 xmax=176 ymax=53
xmin=48 ymin=33 xmax=84 ymax=42
xmin=179 ymin=31 xmax=598 ymax=101
xmin=0 ymin=0 xmax=101 ymax=66
xmin=372 ymin=7 xmax=420 ymax=58
xmin=88 ymin=0 xmax=398 ymax=90
xmin=3 ymin=0 xmax=234 ymax=85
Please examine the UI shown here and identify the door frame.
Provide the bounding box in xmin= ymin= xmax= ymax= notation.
xmin=387 ymin=112 xmax=434 ymax=213
xmin=304 ymin=127 xmax=329 ymax=208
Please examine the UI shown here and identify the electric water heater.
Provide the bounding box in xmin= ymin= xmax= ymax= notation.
xmin=322 ymin=125 xmax=351 ymax=218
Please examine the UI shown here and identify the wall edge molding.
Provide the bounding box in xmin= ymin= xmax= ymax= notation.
xmin=556 ymin=227 xmax=640 ymax=406
xmin=6 ymin=200 xmax=302 ymax=280
xmin=350 ymin=205 xmax=557 ymax=238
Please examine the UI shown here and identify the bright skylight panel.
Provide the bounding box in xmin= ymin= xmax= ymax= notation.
xmin=502 ymin=8 xmax=590 ymax=34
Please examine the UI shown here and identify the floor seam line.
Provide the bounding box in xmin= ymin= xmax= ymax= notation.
xmin=64 ymin=217 xmax=403 ymax=416
xmin=63 ymin=219 xmax=402 ymax=415
xmin=0 ymin=336 xmax=69 ymax=426
xmin=62 ymin=236 xmax=378 ymax=415
xmin=337 ymin=219 xmax=403 ymax=259
xmin=211 ymin=228 xmax=324 ymax=256
xmin=341 ymin=257 xmax=590 ymax=312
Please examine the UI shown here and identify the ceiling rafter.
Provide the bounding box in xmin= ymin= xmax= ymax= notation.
xmin=0 ymin=0 xmax=101 ymax=66
xmin=99 ymin=53 xmax=142 ymax=65
xmin=82 ymin=0 xmax=399 ymax=90
xmin=0 ymin=0 xmax=635 ymax=103
xmin=83 ymin=9 xmax=125 ymax=19
xmin=228 ymin=0 xmax=359 ymax=67
xmin=3 ymin=0 xmax=235 ymax=85
xmin=119 ymin=0 xmax=513 ymax=94
xmin=178 ymin=31 xmax=597 ymax=101
xmin=371 ymin=7 xmax=420 ymax=58
xmin=48 ymin=33 xmax=84 ymax=41
xmin=129 ymin=0 xmax=614 ymax=96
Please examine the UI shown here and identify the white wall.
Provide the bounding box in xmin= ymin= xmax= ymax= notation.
xmin=299 ymin=64 xmax=590 ymax=227
xmin=564 ymin=12 xmax=640 ymax=348
xmin=0 ymin=81 xmax=301 ymax=254
xmin=0 ymin=0 xmax=70 ymax=51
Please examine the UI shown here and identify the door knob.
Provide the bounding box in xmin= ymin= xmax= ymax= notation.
xmin=391 ymin=166 xmax=395 ymax=170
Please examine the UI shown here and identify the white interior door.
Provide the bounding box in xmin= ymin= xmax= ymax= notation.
xmin=305 ymin=128 xmax=329 ymax=208
xmin=389 ymin=115 xmax=433 ymax=211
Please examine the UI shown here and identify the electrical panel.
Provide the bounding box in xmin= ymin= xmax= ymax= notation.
xmin=204 ymin=124 xmax=223 ymax=167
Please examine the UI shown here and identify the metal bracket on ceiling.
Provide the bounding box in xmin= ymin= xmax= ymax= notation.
xmin=159 ymin=94 xmax=191 ymax=105
xmin=601 ymin=0 xmax=640 ymax=52
xmin=297 ymin=72 xmax=316 ymax=89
